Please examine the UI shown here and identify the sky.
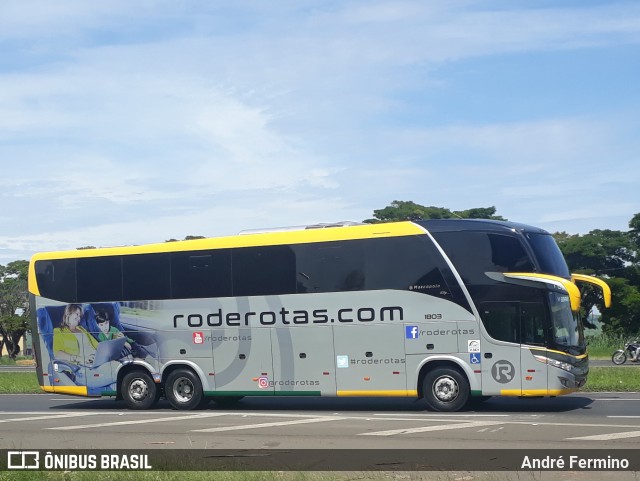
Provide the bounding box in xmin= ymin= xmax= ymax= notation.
xmin=1 ymin=0 xmax=639 ymax=264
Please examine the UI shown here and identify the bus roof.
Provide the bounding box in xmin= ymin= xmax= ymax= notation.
xmin=29 ymin=221 xmax=426 ymax=262
xmin=29 ymin=219 xmax=552 ymax=264
xmin=416 ymin=219 xmax=550 ymax=235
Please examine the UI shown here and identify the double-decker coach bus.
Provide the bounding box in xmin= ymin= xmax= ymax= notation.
xmin=28 ymin=219 xmax=610 ymax=412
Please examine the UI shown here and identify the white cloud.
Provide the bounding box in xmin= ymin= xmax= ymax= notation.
xmin=0 ymin=1 xmax=639 ymax=263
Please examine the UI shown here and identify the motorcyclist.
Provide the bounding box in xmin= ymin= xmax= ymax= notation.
xmin=631 ymin=341 xmax=640 ymax=362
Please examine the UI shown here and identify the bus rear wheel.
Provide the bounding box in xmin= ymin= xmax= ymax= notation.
xmin=423 ymin=367 xmax=470 ymax=412
xmin=121 ymin=370 xmax=159 ymax=410
xmin=164 ymin=368 xmax=204 ymax=410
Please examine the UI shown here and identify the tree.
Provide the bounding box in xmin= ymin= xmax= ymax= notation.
xmin=0 ymin=260 xmax=30 ymax=359
xmin=165 ymin=235 xmax=205 ymax=242
xmin=363 ymin=200 xmax=506 ymax=223
xmin=454 ymin=206 xmax=506 ymax=220
xmin=554 ymin=214 xmax=640 ymax=336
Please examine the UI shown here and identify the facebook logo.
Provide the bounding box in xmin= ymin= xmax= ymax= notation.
xmin=405 ymin=326 xmax=419 ymax=339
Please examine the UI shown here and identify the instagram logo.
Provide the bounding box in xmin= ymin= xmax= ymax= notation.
xmin=257 ymin=376 xmax=269 ymax=389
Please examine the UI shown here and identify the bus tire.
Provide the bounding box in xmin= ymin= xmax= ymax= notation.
xmin=423 ymin=367 xmax=470 ymax=412
xmin=164 ymin=368 xmax=204 ymax=410
xmin=121 ymin=370 xmax=159 ymax=410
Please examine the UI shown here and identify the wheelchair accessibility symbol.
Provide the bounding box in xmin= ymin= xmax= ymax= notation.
xmin=469 ymin=353 xmax=481 ymax=364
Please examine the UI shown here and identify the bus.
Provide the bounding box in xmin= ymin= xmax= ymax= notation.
xmin=28 ymin=219 xmax=610 ymax=412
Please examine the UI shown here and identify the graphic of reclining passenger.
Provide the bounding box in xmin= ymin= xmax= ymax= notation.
xmin=94 ymin=308 xmax=132 ymax=351
xmin=53 ymin=304 xmax=126 ymax=390
xmin=53 ymin=304 xmax=99 ymax=364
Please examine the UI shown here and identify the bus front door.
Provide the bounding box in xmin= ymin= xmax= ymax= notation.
xmin=479 ymin=302 xmax=523 ymax=396
xmin=479 ymin=301 xmax=549 ymax=397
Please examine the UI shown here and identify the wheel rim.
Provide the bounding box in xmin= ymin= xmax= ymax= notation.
xmin=173 ymin=377 xmax=195 ymax=403
xmin=613 ymin=352 xmax=626 ymax=364
xmin=129 ymin=378 xmax=149 ymax=402
xmin=432 ymin=375 xmax=459 ymax=403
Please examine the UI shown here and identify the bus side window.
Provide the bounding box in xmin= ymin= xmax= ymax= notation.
xmin=77 ymin=256 xmax=123 ymax=303
xmin=294 ymin=241 xmax=364 ymax=293
xmin=433 ymin=232 xmax=534 ymax=285
xmin=365 ymin=236 xmax=452 ymax=297
xmin=123 ymin=253 xmax=171 ymax=301
xmin=521 ymin=302 xmax=547 ymax=346
xmin=34 ymin=259 xmax=77 ymax=303
xmin=480 ymin=301 xmax=520 ymax=344
xmin=171 ymin=250 xmax=232 ymax=299
xmin=232 ymin=245 xmax=296 ymax=296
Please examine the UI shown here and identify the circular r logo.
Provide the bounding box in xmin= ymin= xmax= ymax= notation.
xmin=491 ymin=360 xmax=515 ymax=384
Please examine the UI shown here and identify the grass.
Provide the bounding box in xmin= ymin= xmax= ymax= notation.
xmin=0 ymin=472 xmax=357 ymax=481
xmin=586 ymin=332 xmax=628 ymax=359
xmin=583 ymin=366 xmax=640 ymax=392
xmin=0 ymin=356 xmax=33 ymax=366
xmin=0 ymin=372 xmax=41 ymax=393
xmin=0 ymin=471 xmax=543 ymax=481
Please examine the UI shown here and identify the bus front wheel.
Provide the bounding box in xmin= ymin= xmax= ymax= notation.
xmin=164 ymin=368 xmax=204 ymax=410
xmin=423 ymin=367 xmax=470 ymax=412
xmin=121 ymin=370 xmax=159 ymax=410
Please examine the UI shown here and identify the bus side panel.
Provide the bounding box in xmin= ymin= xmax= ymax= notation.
xmin=480 ymin=339 xmax=522 ymax=396
xmin=271 ymin=327 xmax=334 ymax=395
xmin=520 ymin=346 xmax=548 ymax=396
xmin=405 ymin=322 xmax=459 ymax=355
xmin=210 ymin=328 xmax=274 ymax=395
xmin=156 ymin=329 xmax=215 ymax=391
xmin=334 ymin=325 xmax=407 ymax=396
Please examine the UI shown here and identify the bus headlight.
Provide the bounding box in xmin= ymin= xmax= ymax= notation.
xmin=534 ymin=355 xmax=573 ymax=373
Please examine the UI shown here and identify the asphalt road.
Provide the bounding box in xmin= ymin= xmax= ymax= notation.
xmin=2 ymin=392 xmax=640 ymax=451
xmin=4 ymin=363 xmax=640 ymax=478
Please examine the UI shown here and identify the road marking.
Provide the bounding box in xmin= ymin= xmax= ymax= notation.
xmin=49 ymin=413 xmax=227 ymax=430
xmin=359 ymin=420 xmax=504 ymax=436
xmin=373 ymin=413 xmax=510 ymax=417
xmin=210 ymin=412 xmax=330 ymax=419
xmin=593 ymin=398 xmax=640 ymax=401
xmin=0 ymin=413 xmax=102 ymax=423
xmin=567 ymin=431 xmax=640 ymax=441
xmin=192 ymin=416 xmax=347 ymax=433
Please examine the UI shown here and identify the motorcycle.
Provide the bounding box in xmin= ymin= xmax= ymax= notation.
xmin=611 ymin=341 xmax=640 ymax=365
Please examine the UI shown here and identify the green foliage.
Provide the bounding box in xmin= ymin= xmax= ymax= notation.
xmin=554 ymin=214 xmax=640 ymax=336
xmin=165 ymin=235 xmax=206 ymax=242
xmin=0 ymin=372 xmax=40 ymax=393
xmin=0 ymin=260 xmax=30 ymax=359
xmin=363 ymin=200 xmax=505 ymax=223
xmin=584 ymin=366 xmax=640 ymax=392
xmin=585 ymin=332 xmax=626 ymax=359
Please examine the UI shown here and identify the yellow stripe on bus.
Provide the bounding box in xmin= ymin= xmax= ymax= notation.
xmin=40 ymin=385 xmax=88 ymax=396
xmin=337 ymin=390 xmax=419 ymax=397
xmin=28 ymin=222 xmax=424 ymax=296
xmin=526 ymin=346 xmax=588 ymax=360
xmin=503 ymin=272 xmax=581 ymax=312
xmin=500 ymin=388 xmax=578 ymax=397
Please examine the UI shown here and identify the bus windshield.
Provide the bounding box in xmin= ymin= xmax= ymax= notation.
xmin=548 ymin=291 xmax=585 ymax=354
xmin=526 ymin=233 xmax=570 ymax=278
